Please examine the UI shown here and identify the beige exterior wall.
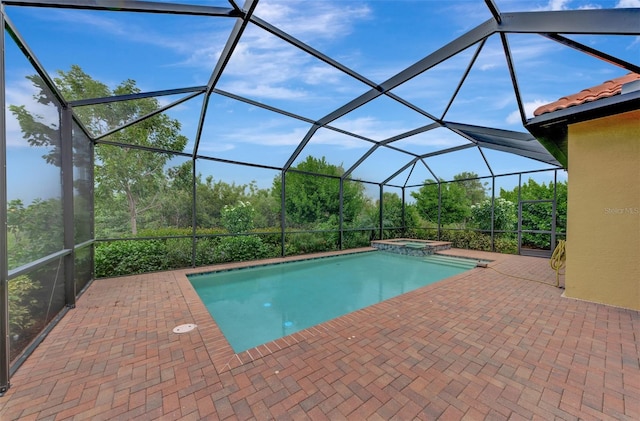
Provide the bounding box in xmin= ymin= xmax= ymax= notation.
xmin=565 ymin=109 xmax=640 ymax=310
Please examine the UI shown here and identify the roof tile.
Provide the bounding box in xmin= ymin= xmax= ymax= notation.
xmin=533 ymin=72 xmax=640 ymax=116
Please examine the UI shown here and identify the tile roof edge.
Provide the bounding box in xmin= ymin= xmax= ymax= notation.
xmin=533 ymin=72 xmax=640 ymax=117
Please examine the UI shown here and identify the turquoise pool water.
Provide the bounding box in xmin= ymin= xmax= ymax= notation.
xmin=188 ymin=252 xmax=475 ymax=353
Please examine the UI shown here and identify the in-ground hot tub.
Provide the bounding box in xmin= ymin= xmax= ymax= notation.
xmin=371 ymin=238 xmax=452 ymax=256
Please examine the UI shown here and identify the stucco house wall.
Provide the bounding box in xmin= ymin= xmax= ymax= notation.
xmin=564 ymin=109 xmax=639 ymax=310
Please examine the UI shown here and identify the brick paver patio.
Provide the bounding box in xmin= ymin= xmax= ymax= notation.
xmin=1 ymin=248 xmax=638 ymax=420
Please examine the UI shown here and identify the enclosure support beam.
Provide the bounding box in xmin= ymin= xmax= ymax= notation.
xmin=378 ymin=185 xmax=384 ymax=241
xmin=3 ymin=14 xmax=67 ymax=107
xmin=343 ymin=144 xmax=379 ymax=180
xmin=491 ymin=177 xmax=496 ymax=252
xmin=499 ymin=9 xmax=640 ymax=35
xmin=0 ymin=6 xmax=11 ymax=395
xmin=541 ymin=33 xmax=640 ymax=74
xmin=382 ymin=158 xmax=417 ymax=186
xmin=93 ymin=91 xmax=204 ymax=142
xmin=191 ymin=159 xmax=198 ymax=267
xmin=280 ymin=171 xmax=286 ymax=258
xmin=3 ymin=0 xmax=239 ymax=17
xmin=61 ymin=107 xmax=76 ymax=308
xmin=500 ymin=33 xmax=526 ymax=126
xmin=517 ymin=174 xmax=522 ymax=255
xmin=401 ymin=188 xmax=406 ymax=236
xmin=69 ymin=86 xmax=207 ymax=107
xmin=339 ymin=179 xmax=344 ymax=250
xmin=477 ymin=147 xmax=495 ymax=250
xmin=283 ymin=125 xmax=320 ymax=172
xmin=437 ymin=182 xmax=442 ymax=241
xmin=484 ymin=0 xmax=502 ymax=24
xmin=552 ymin=170 xmax=558 ymax=250
xmin=441 ymin=38 xmax=486 ymax=121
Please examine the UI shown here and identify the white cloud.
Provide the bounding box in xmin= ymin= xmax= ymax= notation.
xmin=218 ymin=81 xmax=308 ymax=101
xmin=391 ymin=129 xmax=469 ymax=148
xmin=546 ymin=0 xmax=571 ymax=10
xmin=532 ymin=0 xmax=640 ymax=10
xmin=203 ymin=115 xmax=398 ymax=149
xmin=37 ymin=10 xmax=212 ymax=55
xmin=471 ymin=39 xmax=506 ymax=72
xmin=256 ymin=0 xmax=371 ymax=42
xmin=310 ymin=127 xmax=372 ymax=149
xmin=302 ymin=65 xmax=344 ymax=86
xmin=205 ymin=121 xmax=309 ymax=148
xmin=199 ymin=142 xmax=236 ymax=153
xmin=616 ymin=0 xmax=640 ymax=6
xmin=506 ymin=99 xmax=551 ymax=124
xmin=536 ymin=0 xmax=602 ymax=10
xmin=507 ymin=36 xmax=563 ymax=69
xmin=506 ymin=110 xmax=522 ymax=125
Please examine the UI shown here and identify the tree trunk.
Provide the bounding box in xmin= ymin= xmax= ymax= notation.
xmin=126 ymin=189 xmax=137 ymax=235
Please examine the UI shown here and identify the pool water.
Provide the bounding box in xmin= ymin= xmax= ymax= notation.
xmin=188 ymin=252 xmax=475 ymax=353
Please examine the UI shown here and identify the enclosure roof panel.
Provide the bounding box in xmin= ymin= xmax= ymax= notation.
xmin=4 ymin=0 xmax=639 ymax=183
xmin=447 ymin=122 xmax=561 ymax=167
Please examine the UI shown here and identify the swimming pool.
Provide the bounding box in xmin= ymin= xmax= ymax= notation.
xmin=188 ymin=251 xmax=476 ymax=353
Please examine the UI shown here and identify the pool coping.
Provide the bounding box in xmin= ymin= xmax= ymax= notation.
xmin=177 ymin=247 xmax=494 ymax=374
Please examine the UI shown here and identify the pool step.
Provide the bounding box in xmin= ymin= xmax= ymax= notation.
xmin=423 ymin=254 xmax=479 ymax=269
xmin=404 ymin=243 xmax=427 ymax=249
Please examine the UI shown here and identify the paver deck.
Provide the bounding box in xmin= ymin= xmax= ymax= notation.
xmin=1 ymin=248 xmax=638 ymax=420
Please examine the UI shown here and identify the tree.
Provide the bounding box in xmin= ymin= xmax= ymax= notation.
xmin=367 ymin=192 xmax=418 ymax=230
xmin=10 ymin=65 xmax=188 ymax=235
xmin=245 ymin=182 xmax=279 ymax=229
xmin=7 ymin=198 xmax=63 ymax=267
xmin=411 ymin=178 xmax=471 ymax=226
xmin=454 ymin=171 xmax=487 ymax=205
xmin=196 ymin=176 xmax=252 ymax=228
xmin=272 ymin=156 xmax=367 ymax=228
xmin=158 ymin=161 xmax=194 ymax=229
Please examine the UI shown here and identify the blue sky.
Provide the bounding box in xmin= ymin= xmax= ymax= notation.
xmin=4 ymin=0 xmax=639 ymax=202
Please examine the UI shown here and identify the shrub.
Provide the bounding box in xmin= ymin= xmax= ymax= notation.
xmin=213 ymin=236 xmax=271 ymax=263
xmin=254 ymin=228 xmax=282 ymax=248
xmin=95 ymin=240 xmax=169 ymax=277
xmin=494 ymin=236 xmax=518 ymax=254
xmin=165 ymin=237 xmax=194 ymax=268
xmin=195 ymin=235 xmax=275 ymax=266
xmin=8 ymin=275 xmax=42 ymax=361
xmin=285 ymin=231 xmax=338 ymax=255
xmin=343 ymin=230 xmax=372 ymax=249
xmin=195 ymin=237 xmax=220 ymax=266
xmin=8 ymin=275 xmax=41 ymax=334
xmin=470 ymin=198 xmax=516 ymax=232
xmin=221 ymin=201 xmax=255 ymax=234
xmin=440 ymin=230 xmax=491 ymax=251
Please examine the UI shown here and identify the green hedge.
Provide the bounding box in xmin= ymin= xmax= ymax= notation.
xmin=439 ymin=230 xmax=517 ymax=254
xmin=95 ymin=227 xmax=519 ymax=278
xmin=196 ymin=236 xmax=278 ymax=266
xmin=95 ymin=234 xmax=280 ymax=278
xmin=95 ymin=240 xmax=170 ymax=278
xmin=285 ymin=231 xmax=339 ymax=256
